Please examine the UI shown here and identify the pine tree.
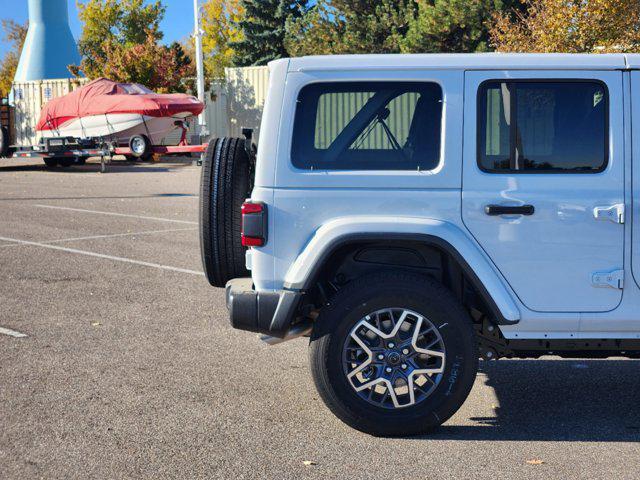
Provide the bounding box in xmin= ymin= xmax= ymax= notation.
xmin=402 ymin=0 xmax=525 ymax=53
xmin=232 ymin=0 xmax=307 ymax=66
xmin=286 ymin=0 xmax=413 ymax=56
xmin=286 ymin=0 xmax=526 ymax=56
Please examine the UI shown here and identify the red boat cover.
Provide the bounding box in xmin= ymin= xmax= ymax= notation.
xmin=37 ymin=78 xmax=205 ymax=131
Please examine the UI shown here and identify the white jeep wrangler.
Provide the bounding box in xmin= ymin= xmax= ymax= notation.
xmin=200 ymin=53 xmax=640 ymax=437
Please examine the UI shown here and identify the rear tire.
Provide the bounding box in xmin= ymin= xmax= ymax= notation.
xmin=199 ymin=137 xmax=253 ymax=287
xmin=309 ymin=271 xmax=478 ymax=437
xmin=58 ymin=157 xmax=74 ymax=167
xmin=43 ymin=157 xmax=58 ymax=168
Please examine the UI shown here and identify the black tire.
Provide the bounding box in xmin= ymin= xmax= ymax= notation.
xmin=309 ymin=271 xmax=478 ymax=437
xmin=58 ymin=157 xmax=74 ymax=167
xmin=0 ymin=126 xmax=9 ymax=158
xmin=129 ymin=134 xmax=152 ymax=159
xmin=199 ymin=137 xmax=253 ymax=287
xmin=43 ymin=157 xmax=58 ymax=168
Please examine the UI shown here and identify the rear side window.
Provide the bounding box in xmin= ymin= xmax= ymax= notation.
xmin=478 ymin=81 xmax=608 ymax=173
xmin=292 ymin=82 xmax=443 ymax=170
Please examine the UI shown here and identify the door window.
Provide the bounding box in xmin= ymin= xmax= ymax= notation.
xmin=292 ymin=82 xmax=443 ymax=170
xmin=478 ymin=81 xmax=608 ymax=173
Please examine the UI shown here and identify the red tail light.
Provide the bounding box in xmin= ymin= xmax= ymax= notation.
xmin=241 ymin=201 xmax=267 ymax=247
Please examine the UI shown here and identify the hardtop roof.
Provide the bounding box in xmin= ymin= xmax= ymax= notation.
xmin=285 ymin=53 xmax=640 ymax=72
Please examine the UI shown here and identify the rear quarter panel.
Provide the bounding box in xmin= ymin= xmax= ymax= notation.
xmin=251 ymin=68 xmax=465 ymax=291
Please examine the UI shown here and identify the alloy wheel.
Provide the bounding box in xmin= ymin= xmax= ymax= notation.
xmin=342 ymin=308 xmax=446 ymax=409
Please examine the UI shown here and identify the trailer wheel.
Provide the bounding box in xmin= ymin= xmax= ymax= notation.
xmin=58 ymin=157 xmax=74 ymax=167
xmin=43 ymin=157 xmax=59 ymax=168
xmin=0 ymin=127 xmax=9 ymax=158
xmin=200 ymin=137 xmax=254 ymax=288
xmin=129 ymin=134 xmax=152 ymax=160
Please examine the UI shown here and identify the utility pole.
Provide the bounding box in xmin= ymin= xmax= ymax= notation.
xmin=193 ymin=0 xmax=208 ymax=138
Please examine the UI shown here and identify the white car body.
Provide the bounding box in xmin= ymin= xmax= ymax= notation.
xmin=248 ymin=53 xmax=640 ymax=342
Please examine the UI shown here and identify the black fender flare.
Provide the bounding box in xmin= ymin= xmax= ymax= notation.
xmin=284 ymin=233 xmax=518 ymax=326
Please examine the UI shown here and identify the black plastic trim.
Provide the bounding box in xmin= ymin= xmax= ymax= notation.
xmin=283 ymin=233 xmax=518 ymax=326
xmin=226 ymin=277 xmax=302 ymax=337
xmin=485 ymin=204 xmax=535 ymax=216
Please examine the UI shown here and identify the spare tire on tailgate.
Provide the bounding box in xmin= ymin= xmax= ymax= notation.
xmin=200 ymin=137 xmax=254 ymax=287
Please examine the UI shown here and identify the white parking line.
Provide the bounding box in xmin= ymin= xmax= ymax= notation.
xmin=0 ymin=227 xmax=196 ymax=248
xmin=34 ymin=204 xmax=198 ymax=225
xmin=45 ymin=227 xmax=197 ymax=244
xmin=0 ymin=326 xmax=28 ymax=338
xmin=0 ymin=235 xmax=205 ymax=276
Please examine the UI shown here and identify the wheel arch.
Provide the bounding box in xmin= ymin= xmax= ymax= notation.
xmin=283 ymin=217 xmax=520 ymax=325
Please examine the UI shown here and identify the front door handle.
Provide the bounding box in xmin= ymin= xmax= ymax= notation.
xmin=485 ymin=204 xmax=535 ymax=216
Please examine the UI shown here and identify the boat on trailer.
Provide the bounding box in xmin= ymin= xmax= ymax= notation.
xmin=35 ymin=78 xmax=204 ymax=148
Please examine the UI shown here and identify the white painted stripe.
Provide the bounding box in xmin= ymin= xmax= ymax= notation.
xmin=0 ymin=228 xmax=196 ymax=248
xmin=0 ymin=235 xmax=204 ymax=276
xmin=34 ymin=204 xmax=198 ymax=225
xmin=45 ymin=227 xmax=196 ymax=244
xmin=0 ymin=326 xmax=28 ymax=338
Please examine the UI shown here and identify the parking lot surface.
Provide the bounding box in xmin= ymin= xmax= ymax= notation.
xmin=1 ymin=158 xmax=639 ymax=480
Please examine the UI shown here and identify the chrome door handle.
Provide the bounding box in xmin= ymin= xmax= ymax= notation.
xmin=485 ymin=205 xmax=535 ymax=216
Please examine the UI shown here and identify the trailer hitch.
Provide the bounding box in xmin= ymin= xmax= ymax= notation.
xmin=242 ymin=128 xmax=257 ymax=159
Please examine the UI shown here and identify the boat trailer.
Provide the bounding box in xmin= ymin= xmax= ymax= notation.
xmin=12 ymin=136 xmax=208 ymax=173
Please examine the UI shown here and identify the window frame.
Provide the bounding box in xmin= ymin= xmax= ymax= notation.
xmin=290 ymin=81 xmax=444 ymax=171
xmin=476 ymin=79 xmax=610 ymax=174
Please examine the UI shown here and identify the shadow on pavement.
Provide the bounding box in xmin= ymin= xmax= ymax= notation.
xmin=0 ymin=193 xmax=196 ymax=202
xmin=430 ymin=359 xmax=640 ymax=442
xmin=0 ymin=156 xmax=196 ymax=174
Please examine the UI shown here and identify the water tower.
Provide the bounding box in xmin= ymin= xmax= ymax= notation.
xmin=14 ymin=0 xmax=81 ymax=81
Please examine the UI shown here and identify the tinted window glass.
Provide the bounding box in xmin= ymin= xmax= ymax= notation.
xmin=479 ymin=81 xmax=608 ymax=172
xmin=292 ymin=82 xmax=443 ymax=170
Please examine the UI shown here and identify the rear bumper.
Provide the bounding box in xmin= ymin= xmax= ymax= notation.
xmin=225 ymin=278 xmax=302 ymax=338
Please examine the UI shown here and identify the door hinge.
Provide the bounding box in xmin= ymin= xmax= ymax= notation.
xmin=593 ymin=203 xmax=625 ymax=224
xmin=592 ymin=269 xmax=624 ymax=289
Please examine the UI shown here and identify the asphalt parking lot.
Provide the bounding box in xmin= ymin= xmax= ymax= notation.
xmin=1 ymin=157 xmax=639 ymax=480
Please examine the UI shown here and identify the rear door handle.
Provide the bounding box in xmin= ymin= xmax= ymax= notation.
xmin=485 ymin=204 xmax=535 ymax=216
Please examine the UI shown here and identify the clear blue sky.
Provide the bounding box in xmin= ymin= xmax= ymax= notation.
xmin=0 ymin=0 xmax=194 ymax=58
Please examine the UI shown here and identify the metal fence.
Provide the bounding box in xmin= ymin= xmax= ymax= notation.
xmin=12 ymin=78 xmax=88 ymax=146
xmin=206 ymin=66 xmax=270 ymax=142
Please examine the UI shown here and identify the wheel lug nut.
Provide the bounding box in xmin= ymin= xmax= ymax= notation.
xmin=388 ymin=342 xmax=395 ymax=348
xmin=377 ymin=354 xmax=384 ymax=360
xmin=402 ymin=348 xmax=409 ymax=355
xmin=401 ymin=364 xmax=407 ymax=370
xmin=385 ymin=367 xmax=392 ymax=373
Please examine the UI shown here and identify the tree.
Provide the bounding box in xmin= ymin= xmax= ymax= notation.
xmin=201 ymin=0 xmax=244 ymax=77
xmin=402 ymin=0 xmax=524 ymax=53
xmin=75 ymin=0 xmax=165 ymax=78
xmin=0 ymin=20 xmax=28 ymax=98
xmin=74 ymin=0 xmax=193 ymax=91
xmin=98 ymin=35 xmax=194 ymax=92
xmin=286 ymin=0 xmax=524 ymax=56
xmin=286 ymin=0 xmax=412 ymax=56
xmin=490 ymin=0 xmax=640 ymax=52
xmin=232 ymin=0 xmax=308 ymax=66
